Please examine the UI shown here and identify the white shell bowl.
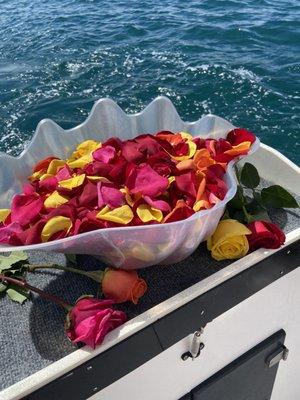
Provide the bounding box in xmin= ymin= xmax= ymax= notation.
xmin=0 ymin=97 xmax=259 ymax=269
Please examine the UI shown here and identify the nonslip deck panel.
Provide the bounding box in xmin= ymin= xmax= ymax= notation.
xmin=26 ymin=239 xmax=299 ymax=400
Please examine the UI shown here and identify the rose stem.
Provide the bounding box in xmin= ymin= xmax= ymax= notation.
xmin=0 ymin=274 xmax=72 ymax=311
xmin=26 ymin=264 xmax=104 ymax=283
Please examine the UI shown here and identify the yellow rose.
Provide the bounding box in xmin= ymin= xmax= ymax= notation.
xmin=207 ymin=219 xmax=251 ymax=261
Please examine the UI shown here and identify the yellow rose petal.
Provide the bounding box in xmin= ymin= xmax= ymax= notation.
xmin=224 ymin=141 xmax=251 ymax=156
xmin=47 ymin=159 xmax=66 ymax=175
xmin=59 ymin=174 xmax=85 ymax=190
xmin=137 ymin=204 xmax=163 ymax=223
xmin=40 ymin=173 xmax=54 ymax=181
xmin=180 ymin=132 xmax=194 ymax=141
xmin=96 ymin=205 xmax=133 ymax=225
xmin=29 ymin=170 xmax=43 ymax=182
xmin=41 ymin=216 xmax=72 ymax=242
xmin=120 ymin=188 xmax=134 ymax=207
xmin=67 ymin=154 xmax=93 ymax=169
xmin=193 ymin=200 xmax=211 ymax=212
xmin=0 ymin=209 xmax=10 ymax=223
xmin=87 ymin=176 xmax=112 ymax=183
xmin=68 ymin=140 xmax=101 ymax=162
xmin=44 ymin=191 xmax=69 ymax=209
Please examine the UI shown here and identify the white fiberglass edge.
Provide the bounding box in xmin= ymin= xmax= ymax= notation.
xmin=2 ymin=227 xmax=299 ymax=400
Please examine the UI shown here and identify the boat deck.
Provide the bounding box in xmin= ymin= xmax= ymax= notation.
xmin=1 ymin=181 xmax=299 ymax=391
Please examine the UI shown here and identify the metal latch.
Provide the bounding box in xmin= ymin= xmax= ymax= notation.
xmin=266 ymin=345 xmax=289 ymax=368
xmin=181 ymin=328 xmax=205 ymax=361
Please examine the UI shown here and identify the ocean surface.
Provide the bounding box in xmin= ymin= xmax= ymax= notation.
xmin=0 ymin=0 xmax=299 ymax=164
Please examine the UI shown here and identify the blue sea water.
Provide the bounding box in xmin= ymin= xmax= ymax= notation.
xmin=0 ymin=0 xmax=299 ymax=164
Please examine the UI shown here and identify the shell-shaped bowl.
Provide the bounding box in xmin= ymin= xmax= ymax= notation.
xmin=0 ymin=97 xmax=259 ymax=268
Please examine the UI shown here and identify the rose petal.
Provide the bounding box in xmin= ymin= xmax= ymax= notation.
xmin=223 ymin=142 xmax=251 ymax=156
xmin=11 ymin=193 xmax=43 ymax=226
xmin=39 ymin=176 xmax=58 ymax=193
xmin=126 ymin=164 xmax=169 ymax=197
xmin=78 ymin=182 xmax=98 ymax=207
xmin=97 ymin=182 xmax=124 ymax=209
xmin=41 ymin=216 xmax=72 ymax=242
xmin=56 ymin=165 xmax=72 ymax=181
xmin=33 ymin=156 xmax=58 ymax=173
xmin=59 ymin=174 xmax=86 ymax=190
xmin=175 ymin=171 xmax=197 ymax=198
xmin=0 ymin=222 xmax=23 ymax=244
xmin=0 ymin=209 xmax=11 ymax=223
xmin=92 ymin=145 xmax=116 ymax=163
xmin=96 ymin=205 xmax=133 ymax=225
xmin=137 ymin=204 xmax=163 ymax=223
xmin=226 ymin=128 xmax=256 ymax=146
xmin=47 ymin=159 xmax=66 ymax=175
xmin=44 ymin=191 xmax=69 ymax=208
xmin=143 ymin=195 xmax=171 ymax=212
xmin=164 ymin=200 xmax=194 ymax=223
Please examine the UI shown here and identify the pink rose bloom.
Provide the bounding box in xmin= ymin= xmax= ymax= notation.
xmin=66 ymin=297 xmax=126 ymax=348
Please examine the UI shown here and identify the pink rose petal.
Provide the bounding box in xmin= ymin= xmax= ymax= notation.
xmin=92 ymin=146 xmax=116 ymax=163
xmin=97 ymin=182 xmax=124 ymax=209
xmin=0 ymin=222 xmax=22 ymax=244
xmin=126 ymin=165 xmax=169 ymax=197
xmin=56 ymin=165 xmax=72 ymax=181
xmin=143 ymin=195 xmax=171 ymax=212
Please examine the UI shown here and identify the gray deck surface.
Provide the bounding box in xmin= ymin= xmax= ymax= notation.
xmin=1 ymin=188 xmax=299 ymax=390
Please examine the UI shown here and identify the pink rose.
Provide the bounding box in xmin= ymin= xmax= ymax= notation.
xmin=65 ymin=297 xmax=127 ymax=348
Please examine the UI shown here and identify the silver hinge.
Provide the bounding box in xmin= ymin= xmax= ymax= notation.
xmin=181 ymin=328 xmax=205 ymax=361
xmin=266 ymin=345 xmax=289 ymax=368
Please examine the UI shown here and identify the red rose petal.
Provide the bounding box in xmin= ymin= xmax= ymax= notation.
xmin=33 ymin=156 xmax=57 ymax=173
xmin=78 ymin=182 xmax=98 ymax=207
xmin=226 ymin=128 xmax=256 ymax=146
xmin=175 ymin=171 xmax=197 ymax=198
xmin=164 ymin=200 xmax=194 ymax=223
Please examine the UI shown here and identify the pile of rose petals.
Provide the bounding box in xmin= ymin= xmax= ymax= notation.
xmin=0 ymin=129 xmax=256 ymax=246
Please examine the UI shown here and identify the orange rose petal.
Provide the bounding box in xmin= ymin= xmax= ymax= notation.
xmin=223 ymin=141 xmax=251 ymax=156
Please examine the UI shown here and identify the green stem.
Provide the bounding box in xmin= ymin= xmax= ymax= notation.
xmin=27 ymin=264 xmax=104 ymax=284
xmin=242 ymin=205 xmax=251 ymax=223
xmin=0 ymin=274 xmax=72 ymax=311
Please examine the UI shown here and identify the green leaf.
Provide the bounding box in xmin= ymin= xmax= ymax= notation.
xmin=248 ymin=210 xmax=271 ymax=222
xmin=232 ymin=210 xmax=247 ymax=224
xmin=261 ymin=185 xmax=299 ymax=209
xmin=6 ymin=286 xmax=29 ymax=304
xmin=0 ymin=251 xmax=28 ymax=272
xmin=241 ymin=163 xmax=260 ymax=189
xmin=65 ymin=253 xmax=77 ymax=265
xmin=0 ymin=282 xmax=7 ymax=292
xmin=228 ymin=185 xmax=245 ymax=209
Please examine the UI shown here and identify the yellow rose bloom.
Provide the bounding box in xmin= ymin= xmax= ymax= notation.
xmin=207 ymin=219 xmax=251 ymax=261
